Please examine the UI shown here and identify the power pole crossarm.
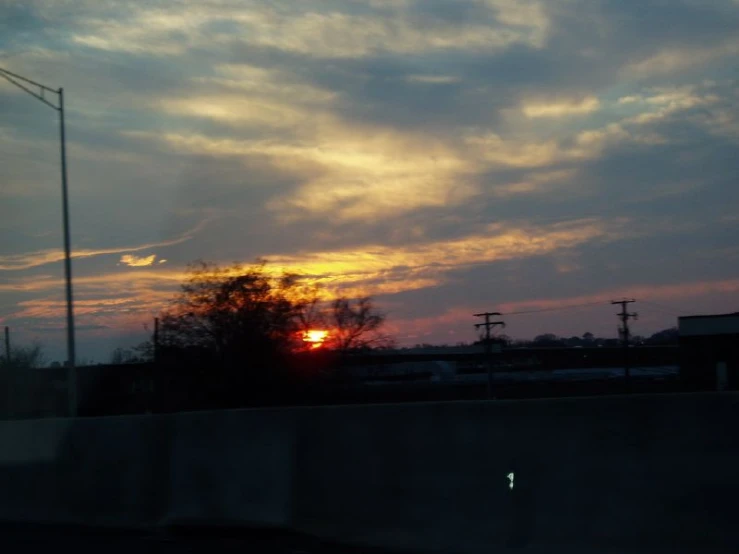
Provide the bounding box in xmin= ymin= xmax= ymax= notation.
xmin=473 ymin=312 xmax=506 ymax=399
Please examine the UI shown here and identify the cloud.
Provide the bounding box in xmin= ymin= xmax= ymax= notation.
xmin=621 ymin=39 xmax=739 ymax=78
xmin=0 ymin=218 xmax=209 ymax=271
xmin=1 ymin=217 xmax=623 ymax=323
xmin=522 ymin=95 xmax=600 ymax=118
xmin=67 ymin=1 xmax=551 ymax=60
xmin=490 ymin=169 xmax=578 ymax=198
xmin=126 ymin=125 xmax=473 ymax=222
xmin=119 ymin=254 xmax=157 ymax=267
xmin=405 ymin=74 xmax=460 ymax=84
xmin=158 ymin=89 xmax=323 ymax=129
xmin=132 ymin=81 xmax=726 ymax=226
xmin=265 ymin=217 xmax=625 ymax=296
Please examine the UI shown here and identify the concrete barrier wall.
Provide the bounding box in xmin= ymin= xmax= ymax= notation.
xmin=292 ymin=394 xmax=739 ymax=552
xmin=0 ymin=409 xmax=295 ymax=529
xmin=1 ymin=393 xmax=738 ymax=552
xmin=163 ymin=408 xmax=296 ymax=527
xmin=0 ymin=414 xmax=170 ymax=527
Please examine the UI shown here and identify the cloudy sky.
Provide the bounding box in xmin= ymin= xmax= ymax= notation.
xmin=1 ymin=0 xmax=738 ymax=363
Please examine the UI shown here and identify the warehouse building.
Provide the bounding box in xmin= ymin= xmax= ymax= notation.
xmin=679 ymin=312 xmax=739 ymax=390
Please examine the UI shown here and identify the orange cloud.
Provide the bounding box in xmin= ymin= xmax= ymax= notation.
xmin=267 ymin=218 xmax=616 ymax=283
xmin=2 ymin=219 xmax=615 ymax=328
xmin=119 ymin=254 xmax=157 ymax=267
xmin=7 ymin=219 xmax=732 ymax=340
xmin=0 ymin=218 xmax=208 ymax=271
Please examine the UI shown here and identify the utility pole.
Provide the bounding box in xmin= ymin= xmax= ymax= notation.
xmin=474 ymin=312 xmax=505 ymax=399
xmin=3 ymin=326 xmax=9 ymax=365
xmin=612 ymin=299 xmax=637 ymax=391
xmin=153 ymin=317 xmax=160 ymax=364
xmin=3 ymin=326 xmax=10 ymax=419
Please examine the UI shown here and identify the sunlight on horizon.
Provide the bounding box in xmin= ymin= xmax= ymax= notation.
xmin=303 ymin=329 xmax=329 ymax=349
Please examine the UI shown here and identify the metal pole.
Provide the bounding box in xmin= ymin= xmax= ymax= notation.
xmin=0 ymin=69 xmax=77 ymax=416
xmin=477 ymin=313 xmax=491 ymax=398
xmin=59 ymin=88 xmax=77 ymax=417
xmin=151 ymin=317 xmax=160 ymax=414
xmin=4 ymin=326 xmax=11 ymax=419
xmin=622 ymin=318 xmax=630 ymax=390
xmin=153 ymin=317 xmax=160 ymax=364
xmin=3 ymin=326 xmax=9 ymax=364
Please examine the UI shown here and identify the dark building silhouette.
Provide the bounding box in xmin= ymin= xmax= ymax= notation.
xmin=679 ymin=312 xmax=739 ymax=390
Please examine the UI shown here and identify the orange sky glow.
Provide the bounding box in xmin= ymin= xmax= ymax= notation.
xmin=1 ymin=0 xmax=737 ymax=363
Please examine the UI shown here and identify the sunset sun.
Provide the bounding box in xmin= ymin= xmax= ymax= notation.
xmin=303 ymin=329 xmax=329 ymax=349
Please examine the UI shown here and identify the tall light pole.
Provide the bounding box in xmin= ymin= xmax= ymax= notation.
xmin=1 ymin=67 xmax=77 ymax=416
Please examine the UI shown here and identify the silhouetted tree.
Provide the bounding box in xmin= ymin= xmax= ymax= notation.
xmin=533 ymin=333 xmax=562 ymax=347
xmin=496 ymin=334 xmax=512 ymax=347
xmin=151 ymin=260 xmax=313 ymax=375
xmin=132 ymin=340 xmax=154 ymax=363
xmin=645 ymin=327 xmax=679 ymax=345
xmin=0 ymin=342 xmax=46 ymax=370
xmin=325 ymin=297 xmax=393 ymax=353
xmin=109 ymin=347 xmax=143 ymax=365
xmin=146 ymin=261 xmax=391 ymax=380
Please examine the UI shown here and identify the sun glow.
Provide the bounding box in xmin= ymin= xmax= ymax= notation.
xmin=303 ymin=329 xmax=329 ymax=349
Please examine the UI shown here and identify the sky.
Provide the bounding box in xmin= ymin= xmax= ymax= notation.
xmin=1 ymin=0 xmax=738 ymax=364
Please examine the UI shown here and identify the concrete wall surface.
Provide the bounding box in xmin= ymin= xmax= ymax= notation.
xmin=163 ymin=408 xmax=296 ymax=527
xmin=0 ymin=414 xmax=170 ymax=527
xmin=291 ymin=394 xmax=739 ymax=552
xmin=1 ymin=393 xmax=738 ymax=553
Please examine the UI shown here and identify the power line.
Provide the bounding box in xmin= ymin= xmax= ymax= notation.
xmin=638 ymin=304 xmax=681 ymax=317
xmin=503 ymin=298 xmax=693 ymax=318
xmin=638 ymin=300 xmax=692 ymax=316
xmin=503 ymin=300 xmax=607 ymax=316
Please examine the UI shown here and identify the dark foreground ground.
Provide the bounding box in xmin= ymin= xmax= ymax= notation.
xmin=0 ymin=523 xmax=394 ymax=554
xmin=3 ymin=523 xmax=736 ymax=554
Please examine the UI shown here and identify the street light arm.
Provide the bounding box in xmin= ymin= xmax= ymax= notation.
xmin=0 ymin=66 xmax=57 ymax=92
xmin=0 ymin=67 xmax=60 ymax=111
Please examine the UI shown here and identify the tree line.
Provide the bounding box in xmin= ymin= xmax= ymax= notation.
xmin=406 ymin=328 xmax=680 ymax=351
xmin=0 ymin=343 xmax=46 ymax=371
xmin=477 ymin=327 xmax=680 ymax=348
xmin=114 ymin=260 xmax=391 ymax=380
